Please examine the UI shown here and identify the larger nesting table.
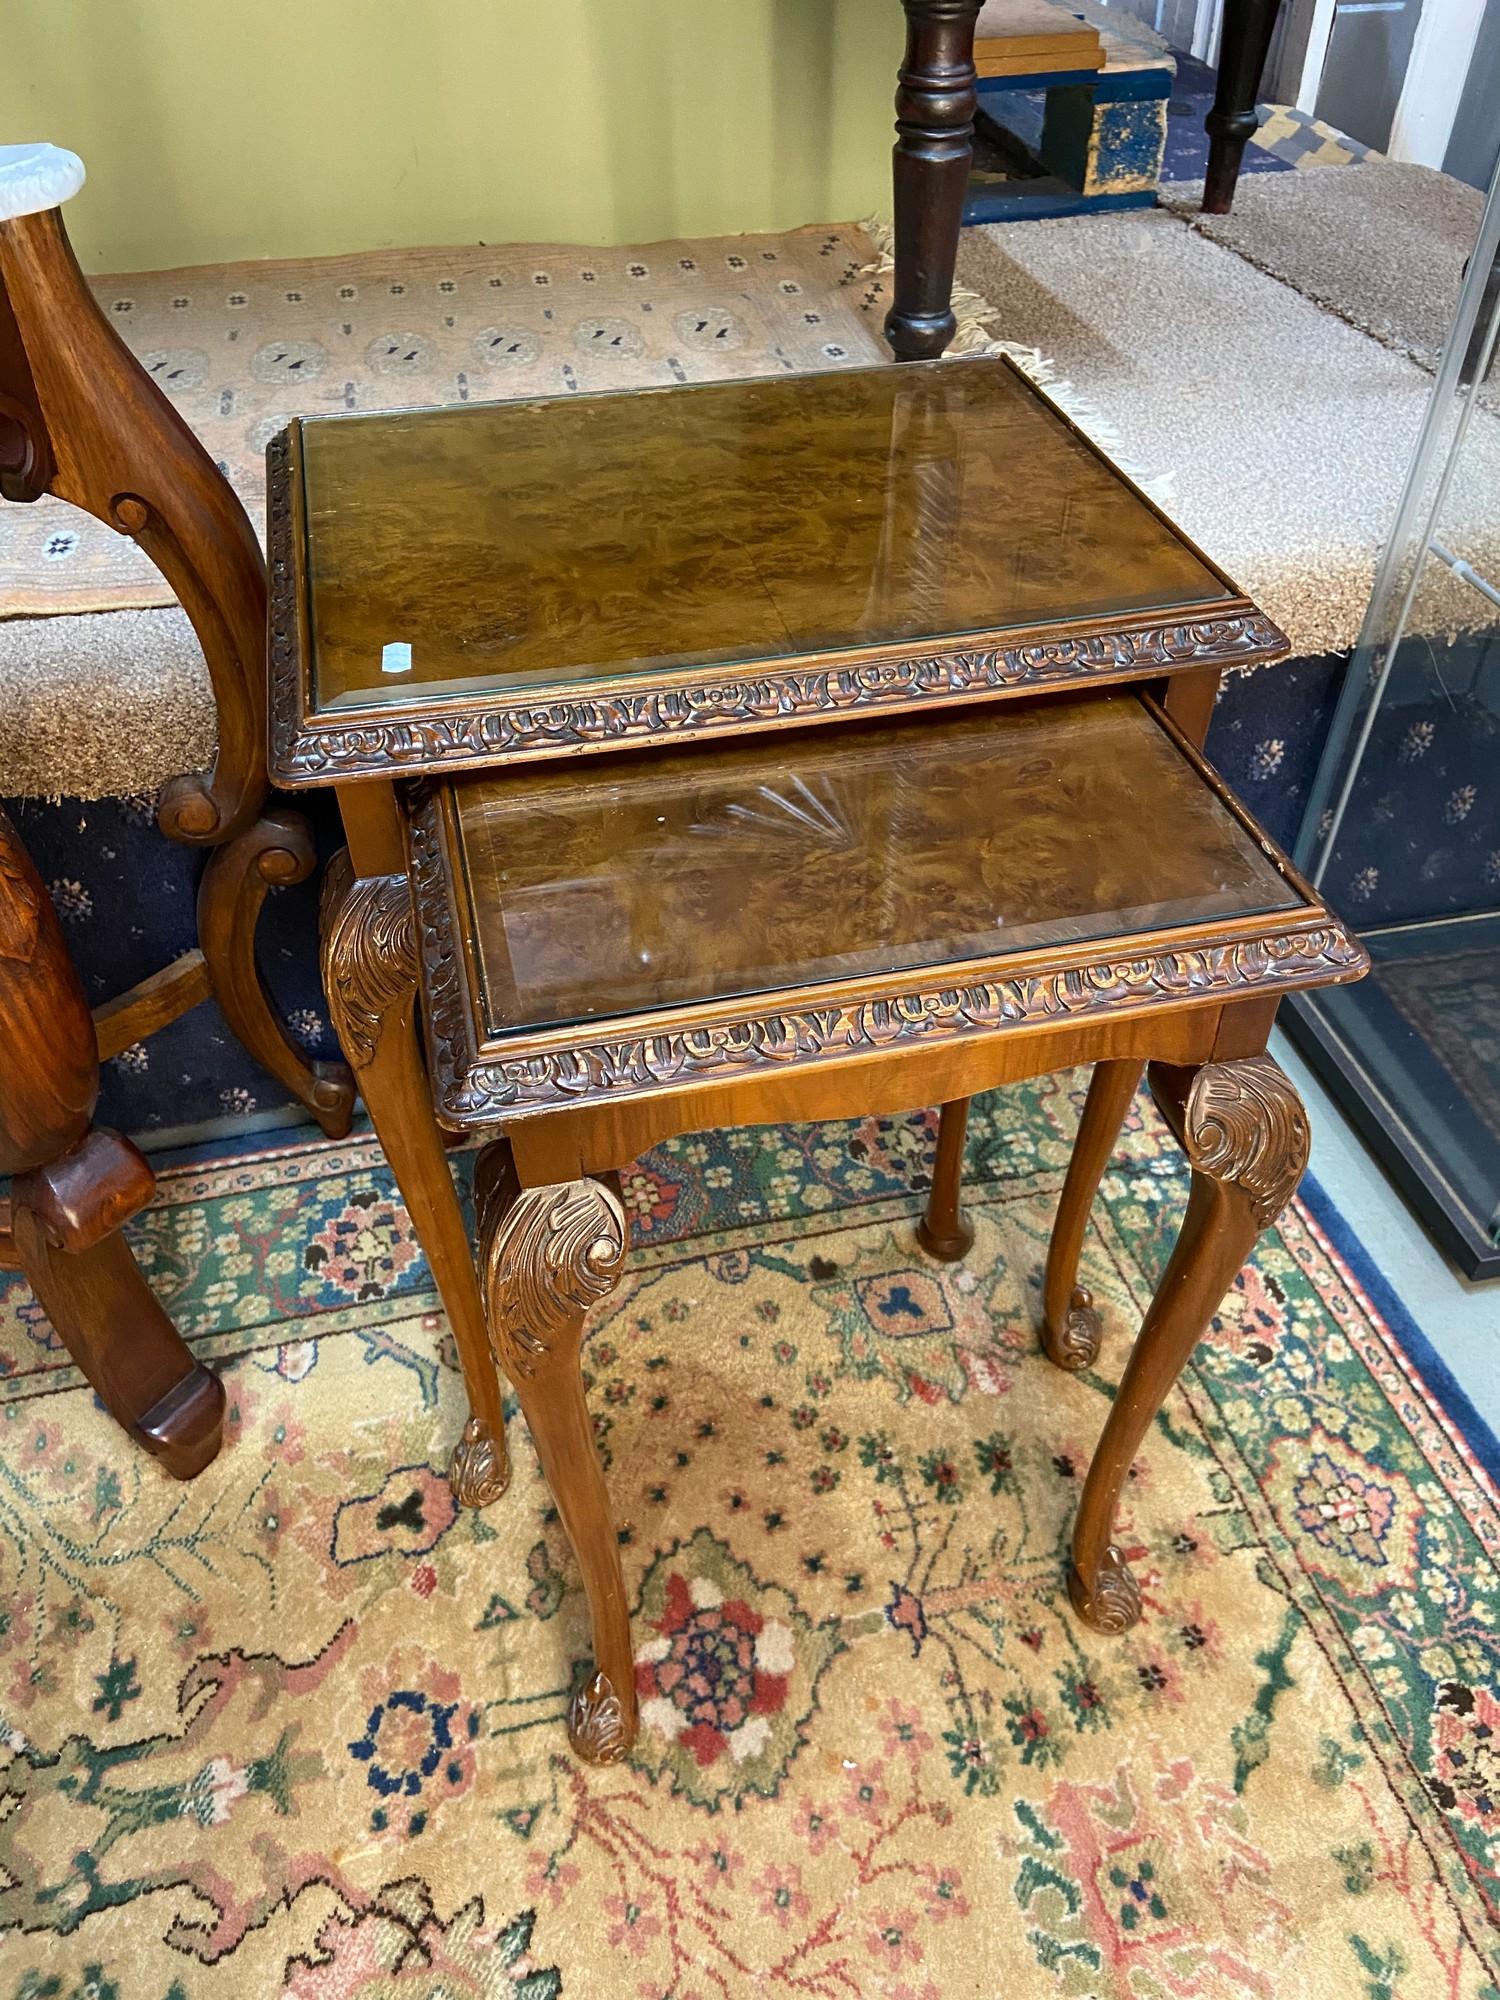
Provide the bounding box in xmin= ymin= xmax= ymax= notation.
xmin=268 ymin=355 xmax=1365 ymax=1762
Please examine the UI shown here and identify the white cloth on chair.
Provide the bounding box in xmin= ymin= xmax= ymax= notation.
xmin=0 ymin=143 xmax=86 ymax=222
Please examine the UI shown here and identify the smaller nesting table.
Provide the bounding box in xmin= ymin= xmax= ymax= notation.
xmin=268 ymin=355 xmax=1365 ymax=1762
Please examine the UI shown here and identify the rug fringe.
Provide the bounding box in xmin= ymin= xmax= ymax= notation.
xmin=859 ymin=216 xmax=1177 ymax=508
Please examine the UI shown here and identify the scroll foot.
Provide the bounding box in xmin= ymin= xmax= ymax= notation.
xmin=1042 ymin=1285 xmax=1102 ymax=1372
xmin=448 ymin=1413 xmax=511 ymax=1508
xmin=1068 ymin=1545 xmax=1142 ymax=1634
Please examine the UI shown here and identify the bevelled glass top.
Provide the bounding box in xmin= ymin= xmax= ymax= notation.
xmin=445 ymin=691 xmax=1300 ymax=1041
xmin=299 ymin=358 xmax=1233 ymax=712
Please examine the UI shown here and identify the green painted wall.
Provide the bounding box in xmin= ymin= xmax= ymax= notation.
xmin=2 ymin=1 xmax=902 ymax=273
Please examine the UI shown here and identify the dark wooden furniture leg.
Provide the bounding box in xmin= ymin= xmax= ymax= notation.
xmin=0 ymin=191 xmax=354 ymax=1137
xmin=199 ymin=810 xmax=365 ymax=1136
xmin=1069 ymin=1052 xmax=1308 ymax=1630
xmin=885 ymin=0 xmax=984 ymax=361
xmin=1203 ymin=0 xmax=1283 ymax=214
xmin=476 ymin=1142 xmax=633 ymax=1764
xmin=1041 ymin=1058 xmax=1144 ymax=1371
xmin=0 ymin=806 xmax=223 ymax=1478
xmin=320 ymin=849 xmax=510 ymax=1508
xmin=918 ymin=1097 xmax=975 ymax=1259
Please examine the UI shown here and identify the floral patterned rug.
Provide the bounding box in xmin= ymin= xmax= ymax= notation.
xmin=2 ymin=1076 xmax=1498 ymax=1998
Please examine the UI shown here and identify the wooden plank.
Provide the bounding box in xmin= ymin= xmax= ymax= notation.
xmin=93 ymin=950 xmax=211 ymax=1061
xmin=976 ymin=0 xmax=1103 ymax=70
xmin=977 ymin=46 xmax=1107 ymax=74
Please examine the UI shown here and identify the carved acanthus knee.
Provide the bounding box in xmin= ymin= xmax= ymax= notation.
xmin=319 ymin=849 xmax=419 ymax=1069
xmin=1181 ymin=1055 xmax=1309 ymax=1224
xmin=478 ymin=1168 xmax=629 ymax=1382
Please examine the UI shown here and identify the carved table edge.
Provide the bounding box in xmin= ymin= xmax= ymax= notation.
xmin=404 ymin=780 xmax=1369 ymax=1121
xmin=267 ymin=608 xmax=1289 ymax=785
xmin=263 ymin=424 xmax=1288 ymax=784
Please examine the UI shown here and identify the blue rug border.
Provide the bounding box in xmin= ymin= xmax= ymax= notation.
xmin=1299 ymin=1168 xmax=1500 ymax=1489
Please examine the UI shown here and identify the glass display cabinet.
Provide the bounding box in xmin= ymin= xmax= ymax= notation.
xmin=1288 ymin=155 xmax=1500 ymax=1278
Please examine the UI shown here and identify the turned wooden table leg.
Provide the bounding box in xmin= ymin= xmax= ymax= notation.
xmin=1041 ymin=1060 xmax=1143 ymax=1371
xmin=918 ymin=1097 xmax=975 ymax=1259
xmin=1070 ymin=1054 xmax=1308 ymax=1632
xmin=0 ymin=803 xmax=222 ymax=1479
xmin=477 ymin=1143 xmax=634 ymax=1764
xmin=198 ymin=809 xmax=355 ymax=1139
xmin=1203 ymin=0 xmax=1283 ymax=214
xmin=885 ymin=0 xmax=984 ymax=362
xmin=320 ymin=850 xmax=509 ymax=1507
xmin=12 ymin=1133 xmax=224 ymax=1478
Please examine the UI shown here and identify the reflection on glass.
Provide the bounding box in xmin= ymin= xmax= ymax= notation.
xmin=446 ymin=691 xmax=1300 ymax=1037
xmin=1293 ymin=150 xmax=1500 ymax=1274
xmin=299 ymin=358 xmax=1233 ymax=711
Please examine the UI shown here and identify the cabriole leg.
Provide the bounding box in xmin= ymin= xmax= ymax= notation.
xmin=1042 ymin=1060 xmax=1143 ymax=1372
xmin=476 ymin=1143 xmax=634 ymax=1764
xmin=918 ymin=1096 xmax=975 ymax=1260
xmin=1069 ymin=1054 xmax=1308 ymax=1632
xmin=320 ymin=850 xmax=509 ymax=1507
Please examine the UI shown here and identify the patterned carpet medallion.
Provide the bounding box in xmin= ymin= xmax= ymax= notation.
xmin=1 ymin=1082 xmax=1497 ymax=1996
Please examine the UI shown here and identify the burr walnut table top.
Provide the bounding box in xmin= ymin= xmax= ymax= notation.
xmin=267 ymin=356 xmax=1287 ymax=785
xmin=406 ymin=689 xmax=1365 ymax=1126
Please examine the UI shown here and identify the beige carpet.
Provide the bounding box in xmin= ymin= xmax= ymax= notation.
xmin=1161 ymin=161 xmax=1491 ymax=405
xmin=957 ymin=206 xmax=1500 ymax=658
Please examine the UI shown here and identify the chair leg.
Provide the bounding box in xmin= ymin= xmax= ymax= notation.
xmin=198 ymin=808 xmax=356 ymax=1139
xmin=1203 ymin=0 xmax=1283 ymax=214
xmin=1069 ymin=1055 xmax=1308 ymax=1632
xmin=917 ymin=1097 xmax=975 ymax=1260
xmin=12 ymin=1130 xmax=224 ymax=1480
xmin=1041 ymin=1060 xmax=1143 ymax=1372
xmin=477 ymin=1142 xmax=634 ymax=1764
xmin=885 ymin=0 xmax=984 ymax=361
xmin=320 ymin=851 xmax=509 ymax=1507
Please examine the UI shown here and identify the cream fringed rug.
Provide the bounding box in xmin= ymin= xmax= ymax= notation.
xmin=0 ymin=224 xmax=889 ymax=800
xmin=3 ymin=225 xmax=886 ymax=621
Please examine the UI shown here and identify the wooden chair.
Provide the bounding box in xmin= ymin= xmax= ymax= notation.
xmin=0 ymin=143 xmax=355 ymax=1138
xmin=0 ymin=801 xmax=223 ymax=1477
